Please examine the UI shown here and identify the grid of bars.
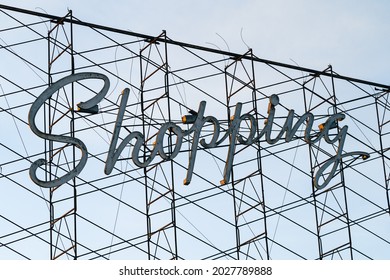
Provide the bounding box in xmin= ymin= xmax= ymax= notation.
xmin=0 ymin=5 xmax=389 ymax=260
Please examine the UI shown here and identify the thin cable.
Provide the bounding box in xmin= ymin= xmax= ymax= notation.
xmin=34 ymin=7 xmax=50 ymax=31
xmin=0 ymin=85 xmax=29 ymax=156
xmin=105 ymin=45 xmax=120 ymax=99
xmin=269 ymin=135 xmax=301 ymax=252
xmin=216 ymin=32 xmax=230 ymax=53
xmin=0 ymin=36 xmax=46 ymax=83
xmin=269 ymin=66 xmax=310 ymax=252
xmin=240 ymin=28 xmax=250 ymax=50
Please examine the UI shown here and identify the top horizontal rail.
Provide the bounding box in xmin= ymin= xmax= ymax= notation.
xmin=1 ymin=4 xmax=389 ymax=91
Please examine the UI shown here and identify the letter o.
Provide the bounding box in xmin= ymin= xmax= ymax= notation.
xmin=156 ymin=122 xmax=183 ymax=160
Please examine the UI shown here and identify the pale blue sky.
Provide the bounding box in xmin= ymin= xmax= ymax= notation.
xmin=1 ymin=0 xmax=389 ymax=83
xmin=0 ymin=1 xmax=389 ymax=260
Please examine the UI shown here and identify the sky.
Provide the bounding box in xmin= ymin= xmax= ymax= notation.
xmin=0 ymin=0 xmax=389 ymax=260
xmin=1 ymin=0 xmax=389 ymax=84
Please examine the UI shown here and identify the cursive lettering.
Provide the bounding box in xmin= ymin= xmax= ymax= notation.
xmin=29 ymin=73 xmax=369 ymax=190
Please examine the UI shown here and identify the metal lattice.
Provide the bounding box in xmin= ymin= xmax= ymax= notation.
xmin=0 ymin=5 xmax=389 ymax=260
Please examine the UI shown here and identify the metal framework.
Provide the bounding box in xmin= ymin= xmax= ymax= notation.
xmin=0 ymin=5 xmax=389 ymax=260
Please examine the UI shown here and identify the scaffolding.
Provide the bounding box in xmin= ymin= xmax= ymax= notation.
xmin=0 ymin=5 xmax=389 ymax=260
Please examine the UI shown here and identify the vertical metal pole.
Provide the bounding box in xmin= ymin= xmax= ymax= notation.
xmin=139 ymin=47 xmax=151 ymax=259
xmin=302 ymin=83 xmax=323 ymax=259
xmin=375 ymin=95 xmax=390 ymax=214
xmin=139 ymin=31 xmax=178 ymax=259
xmin=330 ymin=67 xmax=353 ymax=259
xmin=305 ymin=66 xmax=353 ymax=259
xmin=224 ymin=61 xmax=240 ymax=259
xmin=47 ymin=17 xmax=53 ymax=260
xmin=46 ymin=10 xmax=77 ymax=260
xmin=250 ymin=50 xmax=270 ymax=260
xmin=163 ymin=31 xmax=179 ymax=259
xmin=70 ymin=10 xmax=77 ymax=260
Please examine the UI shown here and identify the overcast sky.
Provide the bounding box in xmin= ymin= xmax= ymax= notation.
xmin=1 ymin=0 xmax=389 ymax=85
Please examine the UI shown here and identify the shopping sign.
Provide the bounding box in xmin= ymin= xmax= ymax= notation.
xmin=28 ymin=73 xmax=369 ymax=190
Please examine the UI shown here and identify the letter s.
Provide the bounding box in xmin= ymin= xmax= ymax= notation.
xmin=28 ymin=72 xmax=110 ymax=188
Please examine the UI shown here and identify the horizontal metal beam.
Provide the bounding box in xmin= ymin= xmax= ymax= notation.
xmin=1 ymin=4 xmax=389 ymax=90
